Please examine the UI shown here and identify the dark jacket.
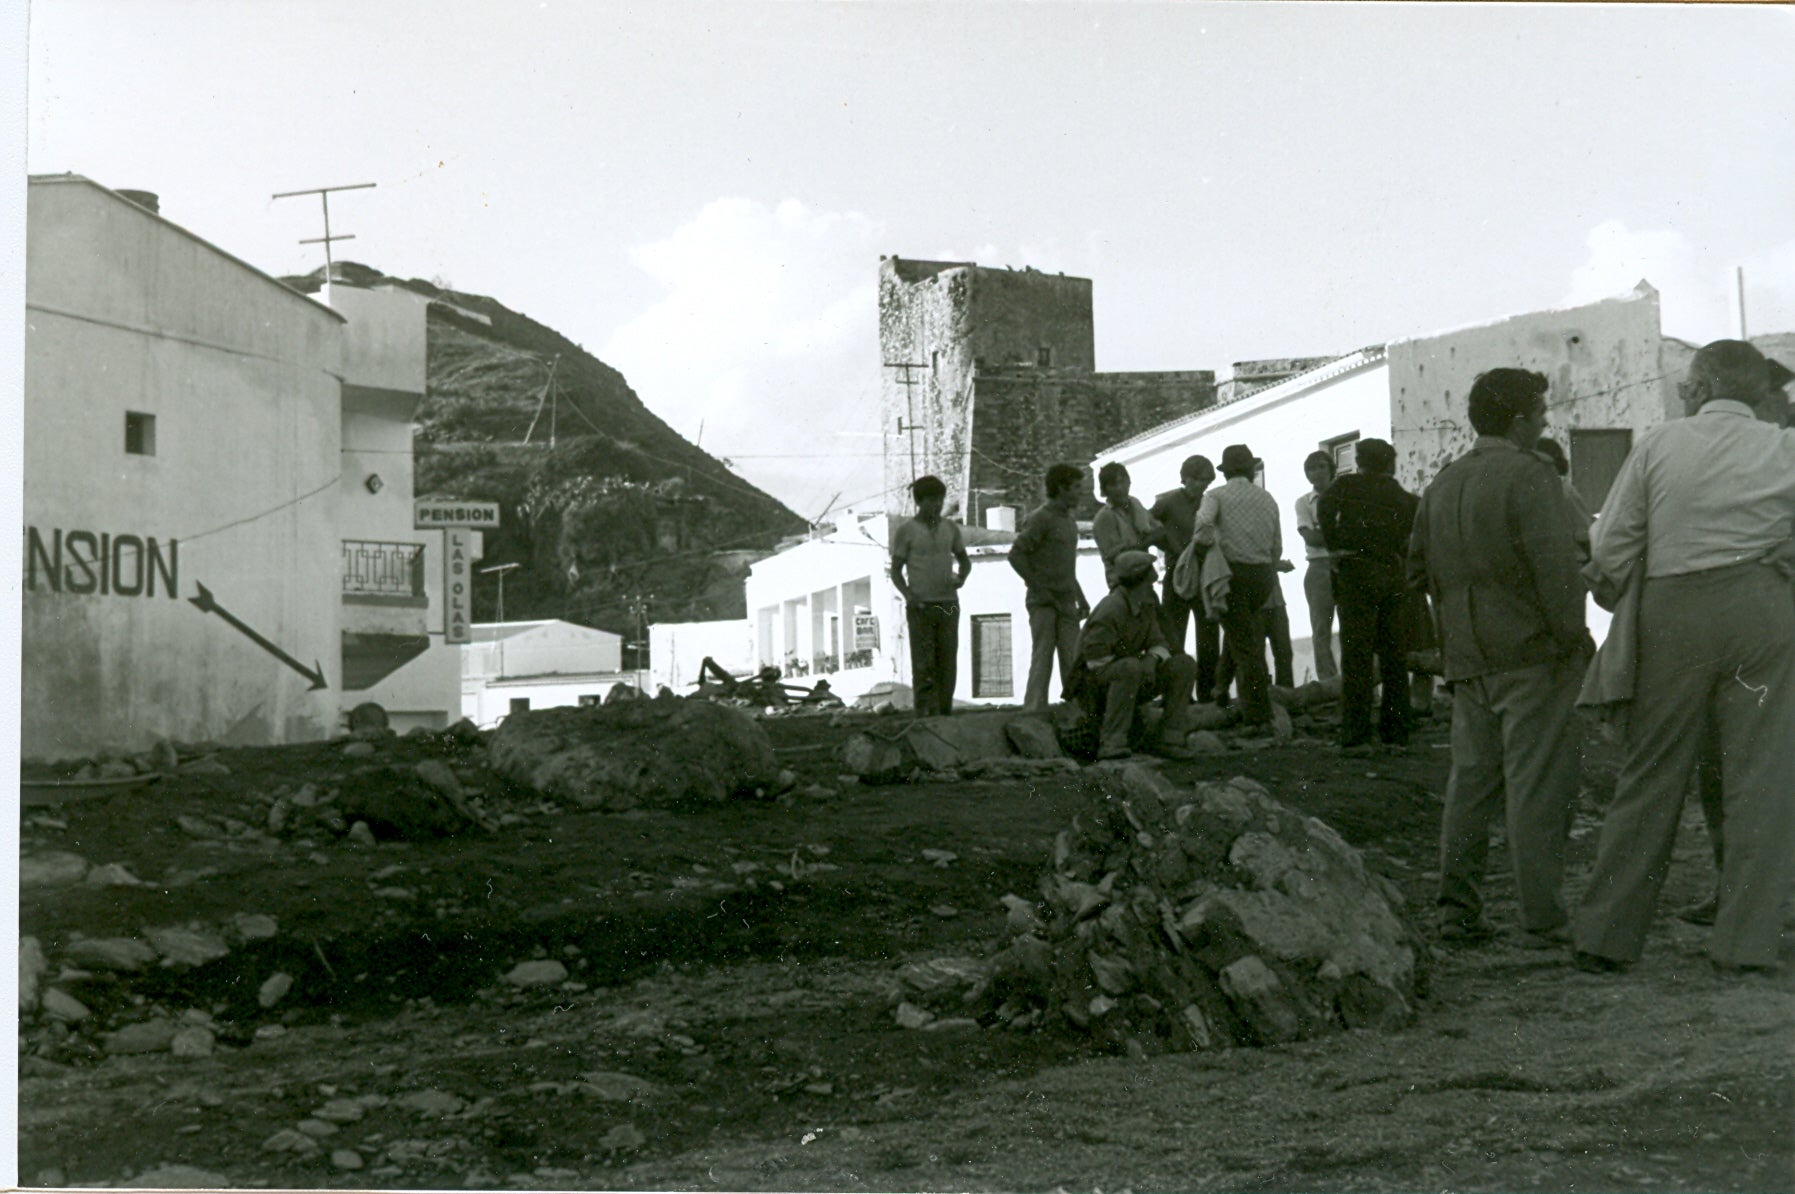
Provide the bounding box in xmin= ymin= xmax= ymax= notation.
xmin=1077 ymin=584 xmax=1169 ymax=666
xmin=1318 ymin=472 xmax=1419 ymax=595
xmin=1407 ymin=438 xmax=1587 ymax=681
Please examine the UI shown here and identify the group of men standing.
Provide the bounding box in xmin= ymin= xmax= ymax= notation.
xmin=889 ymin=337 xmax=1794 ymax=974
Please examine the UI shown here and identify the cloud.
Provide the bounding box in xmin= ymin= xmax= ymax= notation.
xmin=601 ymin=198 xmax=888 ymax=519
xmin=1563 ymin=221 xmax=1795 ymax=342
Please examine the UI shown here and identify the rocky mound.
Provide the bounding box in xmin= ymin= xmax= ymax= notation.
xmin=487 ymin=697 xmax=780 ymax=811
xmin=895 ymin=765 xmax=1423 ymax=1055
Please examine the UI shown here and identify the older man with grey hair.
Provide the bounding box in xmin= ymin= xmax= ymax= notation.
xmin=1572 ymin=339 xmax=1795 ymax=975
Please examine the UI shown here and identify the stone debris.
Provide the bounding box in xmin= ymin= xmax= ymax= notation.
xmin=296 ymin=1118 xmax=340 ymax=1138
xmin=258 ymin=971 xmax=295 ymax=1009
xmin=1001 ymin=894 xmax=1045 ymax=935
xmin=232 ymin=913 xmax=280 ymax=941
xmin=125 ymin=1163 xmax=232 ymax=1188
xmin=342 ymin=742 xmax=378 ymax=759
xmin=262 ymin=1128 xmax=322 ymax=1155
xmin=181 ymin=758 xmax=233 ymax=777
xmin=347 ymin=820 xmax=379 ymax=847
xmin=170 ymin=1025 xmax=216 ymax=1057
xmin=176 ymin=814 xmax=225 ymax=839
xmin=1270 ymin=703 xmax=1296 ymax=741
xmin=105 ymin=1019 xmax=179 ymax=1055
xmin=331 ymin=1149 xmax=365 ymax=1170
xmin=1187 ymin=730 xmax=1229 ymax=755
xmin=578 ymin=1071 xmax=663 ymax=1102
xmin=20 ymin=936 xmax=46 ymax=1011
xmin=22 ymin=851 xmax=91 ymax=887
xmin=146 ymin=925 xmax=231 ymax=967
xmin=598 ymin=1124 xmax=646 ymax=1153
xmin=40 ymin=987 xmax=92 ymax=1023
xmin=504 ymin=960 xmax=569 ymax=987
xmin=488 ymin=699 xmax=780 ymax=811
xmin=85 ymin=862 xmax=149 ymax=886
xmin=1004 ymin=716 xmax=1065 ymax=759
xmin=895 ymin=765 xmax=1420 ymax=1055
xmin=312 ymin=1097 xmax=368 ymax=1124
xmin=920 ymin=849 xmax=958 ymax=868
xmin=66 ymin=936 xmax=159 ymax=972
xmin=149 ymin=739 xmax=182 ymax=772
xmin=397 ymin=1089 xmax=467 ymax=1117
xmin=893 ymin=1001 xmax=934 ymax=1029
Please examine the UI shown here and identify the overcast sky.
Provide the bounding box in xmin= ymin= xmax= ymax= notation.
xmin=21 ymin=1 xmax=1795 ymax=517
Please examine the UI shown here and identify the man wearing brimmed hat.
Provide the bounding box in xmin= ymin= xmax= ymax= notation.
xmin=1192 ymin=443 xmax=1284 ymax=727
xmin=1573 ymin=339 xmax=1795 ymax=976
xmin=1075 ymin=549 xmax=1200 ymax=759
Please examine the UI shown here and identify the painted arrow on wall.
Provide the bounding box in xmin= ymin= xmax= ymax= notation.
xmin=189 ymin=582 xmax=329 ymax=690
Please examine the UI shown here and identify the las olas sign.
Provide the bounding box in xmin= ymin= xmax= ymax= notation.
xmin=416 ymin=501 xmax=499 ymax=644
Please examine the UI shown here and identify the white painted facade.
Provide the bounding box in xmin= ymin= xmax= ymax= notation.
xmin=649 ymin=618 xmax=754 ymax=693
xmin=460 ymin=620 xmax=631 ymax=726
xmin=22 ymin=176 xmax=464 ymax=757
xmin=743 ymin=510 xmax=1107 ymax=707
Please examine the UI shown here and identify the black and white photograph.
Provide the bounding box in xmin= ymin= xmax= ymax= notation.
xmin=8 ymin=2 xmax=1795 ymax=1189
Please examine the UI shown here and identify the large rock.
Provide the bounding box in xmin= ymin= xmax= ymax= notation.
xmin=146 ymin=926 xmax=231 ymax=967
xmin=966 ymin=765 xmax=1420 ymax=1055
xmin=488 ymin=700 xmax=779 ymax=811
xmin=843 ymin=711 xmax=1061 ymax=781
xmin=338 ymin=766 xmax=474 ymax=840
xmin=21 ymin=851 xmax=90 ymax=887
xmin=66 ymin=936 xmax=158 ymax=972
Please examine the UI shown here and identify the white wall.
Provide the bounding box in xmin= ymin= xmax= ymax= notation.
xmin=744 ymin=521 xmax=902 ymax=703
xmin=23 ymin=177 xmax=345 ymax=756
xmin=465 ymin=621 xmax=623 ymax=680
xmin=650 ymin=619 xmax=753 ymax=692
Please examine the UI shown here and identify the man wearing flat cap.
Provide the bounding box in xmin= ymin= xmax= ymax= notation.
xmin=1192 ymin=443 xmax=1284 ymax=727
xmin=1076 ymin=549 xmax=1200 ymax=759
xmin=1573 ymin=339 xmax=1795 ymax=976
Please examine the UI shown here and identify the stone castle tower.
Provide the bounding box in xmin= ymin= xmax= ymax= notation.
xmin=877 ymin=256 xmax=1217 ymax=524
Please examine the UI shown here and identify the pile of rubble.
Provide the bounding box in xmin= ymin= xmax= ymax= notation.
xmin=890 ymin=765 xmax=1423 ymax=1055
xmin=488 ymin=694 xmax=783 ymax=811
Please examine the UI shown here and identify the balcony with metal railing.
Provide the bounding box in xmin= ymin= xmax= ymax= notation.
xmin=342 ymin=539 xmax=428 ymax=607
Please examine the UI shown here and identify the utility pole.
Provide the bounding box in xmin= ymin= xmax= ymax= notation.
xmin=1738 ymin=266 xmax=1749 ymax=340
xmin=884 ymin=361 xmax=928 ymax=485
xmin=522 ymin=355 xmax=562 ymax=448
xmin=272 ymin=182 xmax=377 ymax=284
xmin=480 ymin=562 xmax=521 ymax=624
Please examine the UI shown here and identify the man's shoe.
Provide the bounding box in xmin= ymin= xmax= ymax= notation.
xmin=1676 ymin=895 xmax=1719 ymax=926
xmin=1519 ymin=926 xmax=1572 ymax=950
xmin=1571 ymin=951 xmax=1630 ymax=974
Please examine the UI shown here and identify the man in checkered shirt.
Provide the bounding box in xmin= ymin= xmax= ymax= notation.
xmin=1192 ymin=443 xmax=1282 ymax=728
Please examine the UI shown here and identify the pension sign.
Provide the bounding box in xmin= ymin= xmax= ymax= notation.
xmin=414 ymin=501 xmax=500 ymax=530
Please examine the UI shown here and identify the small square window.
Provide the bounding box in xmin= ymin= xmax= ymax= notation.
xmin=578 ymin=694 xmax=602 ymax=708
xmin=509 ymin=697 xmax=531 ymax=714
xmin=125 ymin=411 xmax=156 ymax=456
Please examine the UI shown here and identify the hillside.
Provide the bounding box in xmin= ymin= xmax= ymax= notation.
xmin=287 ymin=264 xmax=807 ymax=647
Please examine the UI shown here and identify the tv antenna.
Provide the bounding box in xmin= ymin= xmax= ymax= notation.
xmin=272 ymin=181 xmax=377 ymax=283
xmin=884 ymin=361 xmax=928 ymax=478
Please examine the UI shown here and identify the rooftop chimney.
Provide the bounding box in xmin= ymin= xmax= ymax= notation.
xmin=117 ymin=189 xmax=160 ymax=214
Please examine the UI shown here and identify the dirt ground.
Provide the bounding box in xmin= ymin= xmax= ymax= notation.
xmin=17 ymin=706 xmax=1794 ymax=1192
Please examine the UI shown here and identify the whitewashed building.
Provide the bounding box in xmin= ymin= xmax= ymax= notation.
xmin=648 ymin=618 xmax=755 ymax=693
xmin=22 ymin=175 xmax=465 ymax=756
xmin=1098 ymin=284 xmax=1672 ymax=664
xmin=460 ymin=619 xmax=631 ymax=726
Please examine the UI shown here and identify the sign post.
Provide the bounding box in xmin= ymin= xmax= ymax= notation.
xmin=416 ymin=502 xmax=499 ymax=645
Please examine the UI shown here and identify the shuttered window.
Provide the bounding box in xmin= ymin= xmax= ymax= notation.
xmin=971 ymin=615 xmax=1014 ymax=698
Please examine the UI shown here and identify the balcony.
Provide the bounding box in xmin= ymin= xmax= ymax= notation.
xmin=342 ymin=539 xmax=427 ymax=607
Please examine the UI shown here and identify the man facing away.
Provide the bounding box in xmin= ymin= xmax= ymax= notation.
xmin=1408 ymin=368 xmax=1588 ymax=946
xmin=1294 ymin=450 xmax=1341 ymax=682
xmin=1076 ymin=550 xmax=1199 ymax=760
xmin=1149 ymin=454 xmax=1222 ymax=699
xmin=1192 ymin=444 xmax=1283 ymax=728
xmin=1010 ymin=462 xmax=1092 ymax=712
xmin=890 ymin=475 xmax=971 ymax=717
xmin=1572 ymin=339 xmax=1795 ymax=975
xmin=1092 ymin=462 xmax=1162 ymax=590
xmin=1318 ymin=437 xmax=1418 ymax=754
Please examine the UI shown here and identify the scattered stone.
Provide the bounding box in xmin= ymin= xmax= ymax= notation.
xmin=904 ymin=712 xmax=1018 ymax=771
xmin=579 ymin=1071 xmax=663 ymax=1102
xmin=445 ymin=717 xmax=482 ymax=746
xmin=64 ymin=936 xmax=155 ymax=973
xmin=296 ymin=1118 xmax=340 ymax=1138
xmin=267 ymin=799 xmax=290 ymax=834
xmin=599 ymin=1124 xmax=646 ymax=1153
xmin=146 ymin=926 xmax=231 ymax=967
xmin=839 ymin=733 xmax=916 ymax=785
xmin=22 ymin=851 xmax=91 ymax=887
xmin=1004 ymin=716 xmax=1064 ymax=759
xmin=1187 ymin=730 xmax=1229 ymax=755
xmin=347 ymin=821 xmax=378 ymax=847
xmin=291 ymin=783 xmax=320 ymax=808
xmin=233 ymin=913 xmax=279 ymax=941
xmin=799 ymin=784 xmax=838 ymax=801
xmin=895 ymin=956 xmax=986 ymax=1004
xmin=1270 ymin=704 xmax=1295 ymax=741
xmin=342 ymin=742 xmax=378 ymax=759
xmin=331 ymin=1149 xmax=365 ymax=1171
xmin=774 ymin=768 xmax=798 ymax=793
xmin=171 ymin=1025 xmax=216 ymax=1057
xmin=920 ymin=848 xmax=958 ymax=867
xmin=414 ymin=758 xmax=462 ymax=796
xmin=340 ymin=766 xmax=479 ymax=839
xmin=488 ymin=701 xmax=780 ymax=811
xmin=262 ymin=1128 xmax=321 ymax=1155
xmin=85 ymin=862 xmax=148 ymax=887
xmin=150 ymin=739 xmax=182 ymax=772
xmin=930 ymin=904 xmax=959 ymax=919
xmin=176 ymin=814 xmax=224 ymax=839
xmin=923 ymin=1017 xmax=980 ymax=1032
xmin=20 ymin=936 xmax=45 ymax=1011
xmin=894 ymin=1002 xmax=935 ymax=1029
xmin=180 ymin=758 xmax=233 ymax=777
xmin=40 ymin=987 xmax=92 ymax=1023
xmin=126 ymin=1164 xmax=232 ymax=1188
xmin=312 ymin=1098 xmax=366 ymax=1124
xmin=397 ymin=1089 xmax=466 ymax=1116
xmin=257 ymin=972 xmax=295 ymax=1009
xmin=105 ymin=1019 xmax=179 ymax=1055
xmin=1001 ymin=895 xmax=1044 ymax=935
xmin=504 ymin=960 xmax=569 ymax=988
xmin=34 ymin=1169 xmax=67 ymax=1188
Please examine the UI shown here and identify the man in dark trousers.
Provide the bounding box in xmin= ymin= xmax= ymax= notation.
xmin=1318 ymin=438 xmax=1418 ymax=754
xmin=1149 ymin=454 xmax=1221 ymax=697
xmin=1076 ymin=550 xmax=1199 ymax=760
xmin=1010 ymin=462 xmax=1092 ymax=712
xmin=1193 ymin=443 xmax=1283 ymax=728
xmin=1409 ymin=369 xmax=1588 ymax=946
xmin=890 ymin=475 xmax=971 ymax=717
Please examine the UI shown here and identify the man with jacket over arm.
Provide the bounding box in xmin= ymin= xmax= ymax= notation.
xmin=1192 ymin=444 xmax=1283 ymax=728
xmin=1149 ymin=455 xmax=1221 ymax=697
xmin=1409 ymin=368 xmax=1588 ymax=946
